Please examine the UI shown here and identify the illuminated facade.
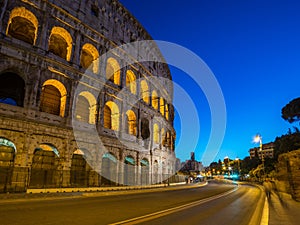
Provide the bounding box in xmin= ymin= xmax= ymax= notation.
xmin=0 ymin=0 xmax=176 ymax=192
xmin=249 ymin=142 xmax=274 ymax=160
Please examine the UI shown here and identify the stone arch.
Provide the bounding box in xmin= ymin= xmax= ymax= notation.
xmin=6 ymin=7 xmax=38 ymax=45
xmin=160 ymin=97 xmax=165 ymax=116
xmin=106 ymin=57 xmax=120 ymax=85
xmin=152 ymin=90 xmax=158 ymax=110
xmin=80 ymin=43 xmax=99 ymax=73
xmin=104 ymin=101 xmax=119 ymax=131
xmin=140 ymin=80 xmax=149 ymax=104
xmin=75 ymin=91 xmax=97 ymax=124
xmin=124 ymin=155 xmax=135 ymax=185
xmin=153 ymin=123 xmax=159 ymax=144
xmin=165 ymin=103 xmax=169 ymax=120
xmin=29 ymin=143 xmax=60 ymax=188
xmin=0 ymin=137 xmax=17 ymax=192
xmin=0 ymin=72 xmax=25 ymax=107
xmin=101 ymin=152 xmax=117 ymax=186
xmin=70 ymin=149 xmax=91 ymax=187
xmin=126 ymin=70 xmax=136 ymax=94
xmin=48 ymin=27 xmax=72 ymax=61
xmin=166 ymin=131 xmax=171 ymax=147
xmin=140 ymin=158 xmax=149 ymax=185
xmin=141 ymin=118 xmax=150 ymax=140
xmin=125 ymin=110 xmax=137 ymax=136
xmin=39 ymin=79 xmax=67 ymax=117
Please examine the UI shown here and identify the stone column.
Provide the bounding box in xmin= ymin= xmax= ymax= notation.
xmin=118 ymin=151 xmax=124 ymax=185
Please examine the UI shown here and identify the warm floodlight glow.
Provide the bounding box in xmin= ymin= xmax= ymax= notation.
xmin=253 ymin=134 xmax=262 ymax=143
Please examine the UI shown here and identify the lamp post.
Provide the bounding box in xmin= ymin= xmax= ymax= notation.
xmin=254 ymin=134 xmax=265 ymax=179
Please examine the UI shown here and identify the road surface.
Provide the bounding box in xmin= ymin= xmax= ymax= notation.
xmin=0 ymin=181 xmax=264 ymax=225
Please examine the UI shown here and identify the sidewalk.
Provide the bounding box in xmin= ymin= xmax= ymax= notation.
xmin=268 ymin=191 xmax=300 ymax=225
xmin=0 ymin=182 xmax=190 ymax=202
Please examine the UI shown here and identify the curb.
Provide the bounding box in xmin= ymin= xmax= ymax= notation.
xmin=248 ymin=183 xmax=269 ymax=225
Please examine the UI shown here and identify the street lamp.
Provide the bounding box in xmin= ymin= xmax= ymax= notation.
xmin=254 ymin=134 xmax=265 ymax=178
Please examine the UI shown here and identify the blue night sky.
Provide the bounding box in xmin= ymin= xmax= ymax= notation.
xmin=119 ymin=0 xmax=300 ymax=165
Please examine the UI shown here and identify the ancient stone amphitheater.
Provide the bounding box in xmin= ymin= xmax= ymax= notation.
xmin=0 ymin=0 xmax=176 ymax=192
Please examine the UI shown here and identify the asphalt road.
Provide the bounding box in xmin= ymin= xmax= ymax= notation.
xmin=0 ymin=181 xmax=264 ymax=225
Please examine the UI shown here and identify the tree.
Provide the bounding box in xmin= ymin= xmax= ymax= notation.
xmin=240 ymin=156 xmax=259 ymax=175
xmin=281 ymin=97 xmax=300 ymax=124
xmin=274 ymin=132 xmax=300 ymax=159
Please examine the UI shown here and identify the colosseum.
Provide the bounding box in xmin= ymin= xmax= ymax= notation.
xmin=0 ymin=0 xmax=177 ymax=192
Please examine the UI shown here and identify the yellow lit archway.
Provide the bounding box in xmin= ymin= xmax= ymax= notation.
xmin=104 ymin=101 xmax=119 ymax=131
xmin=152 ymin=90 xmax=158 ymax=110
xmin=140 ymin=80 xmax=149 ymax=104
xmin=106 ymin=58 xmax=120 ymax=85
xmin=126 ymin=70 xmax=136 ymax=94
xmin=40 ymin=79 xmax=67 ymax=117
xmin=165 ymin=104 xmax=169 ymax=120
xmin=48 ymin=27 xmax=72 ymax=61
xmin=153 ymin=123 xmax=159 ymax=144
xmin=160 ymin=97 xmax=165 ymax=116
xmin=6 ymin=7 xmax=38 ymax=45
xmin=126 ymin=110 xmax=137 ymax=136
xmin=80 ymin=43 xmax=99 ymax=73
xmin=75 ymin=91 xmax=97 ymax=124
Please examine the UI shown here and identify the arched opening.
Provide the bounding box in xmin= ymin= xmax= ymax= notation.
xmin=124 ymin=156 xmax=135 ymax=185
xmin=160 ymin=98 xmax=165 ymax=116
xmin=29 ymin=144 xmax=59 ymax=188
xmin=75 ymin=91 xmax=97 ymax=124
xmin=153 ymin=160 xmax=159 ymax=184
xmin=165 ymin=104 xmax=169 ymax=120
xmin=152 ymin=90 xmax=158 ymax=110
xmin=126 ymin=110 xmax=136 ymax=136
xmin=104 ymin=101 xmax=119 ymax=131
xmin=126 ymin=70 xmax=136 ymax=94
xmin=48 ymin=27 xmax=72 ymax=61
xmin=140 ymin=80 xmax=149 ymax=104
xmin=0 ymin=138 xmax=16 ymax=193
xmin=0 ymin=72 xmax=25 ymax=107
xmin=141 ymin=118 xmax=150 ymax=140
xmin=80 ymin=43 xmax=99 ymax=73
xmin=153 ymin=123 xmax=159 ymax=144
xmin=106 ymin=58 xmax=120 ymax=85
xmin=101 ymin=152 xmax=117 ymax=186
xmin=171 ymin=134 xmax=176 ymax=151
xmin=140 ymin=158 xmax=149 ymax=186
xmin=39 ymin=79 xmax=67 ymax=117
xmin=166 ymin=131 xmax=171 ymax=147
xmin=6 ymin=7 xmax=38 ymax=45
xmin=75 ymin=96 xmax=89 ymax=123
xmin=70 ymin=149 xmax=90 ymax=187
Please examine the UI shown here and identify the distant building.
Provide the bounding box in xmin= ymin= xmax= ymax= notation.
xmin=249 ymin=142 xmax=274 ymax=159
xmin=175 ymin=158 xmax=181 ymax=171
xmin=180 ymin=152 xmax=203 ymax=173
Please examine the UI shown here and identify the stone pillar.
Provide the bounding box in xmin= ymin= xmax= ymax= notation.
xmin=136 ymin=153 xmax=140 ymax=186
xmin=72 ymin=29 xmax=82 ymax=66
xmin=118 ymin=151 xmax=124 ymax=185
xmin=37 ymin=5 xmax=50 ymax=51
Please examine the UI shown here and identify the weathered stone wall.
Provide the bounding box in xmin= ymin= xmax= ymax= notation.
xmin=275 ymin=149 xmax=300 ymax=201
xmin=0 ymin=0 xmax=176 ymax=192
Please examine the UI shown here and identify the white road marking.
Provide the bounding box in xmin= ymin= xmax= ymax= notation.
xmin=109 ymin=185 xmax=238 ymax=225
